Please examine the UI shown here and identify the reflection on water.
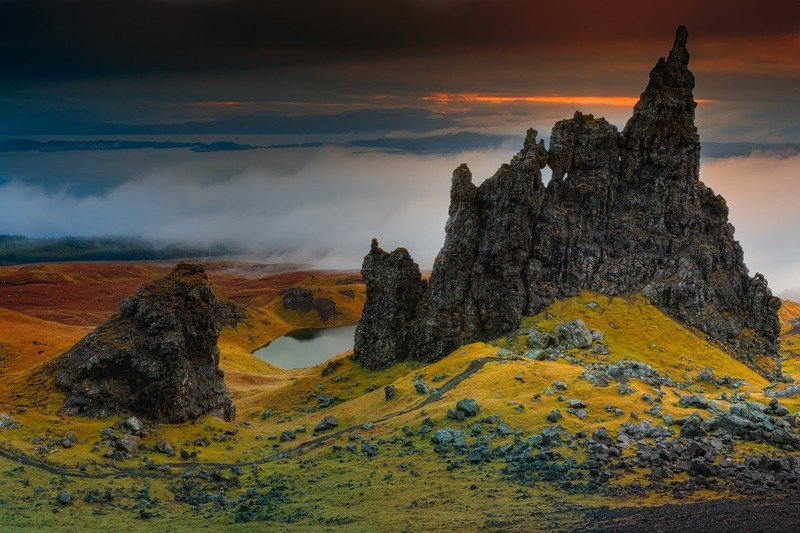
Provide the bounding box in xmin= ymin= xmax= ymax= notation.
xmin=253 ymin=325 xmax=357 ymax=369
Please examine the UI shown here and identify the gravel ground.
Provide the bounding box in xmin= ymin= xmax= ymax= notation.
xmin=584 ymin=494 xmax=800 ymax=532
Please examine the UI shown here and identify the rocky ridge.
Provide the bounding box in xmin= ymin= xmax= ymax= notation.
xmin=54 ymin=261 xmax=236 ymax=422
xmin=354 ymin=27 xmax=781 ymax=377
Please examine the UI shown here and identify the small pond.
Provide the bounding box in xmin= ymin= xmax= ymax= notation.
xmin=253 ymin=325 xmax=357 ymax=369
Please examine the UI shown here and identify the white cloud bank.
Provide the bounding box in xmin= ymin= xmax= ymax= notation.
xmin=700 ymin=154 xmax=800 ymax=296
xmin=0 ymin=146 xmax=515 ymax=269
xmin=1 ymin=148 xmax=797 ymax=294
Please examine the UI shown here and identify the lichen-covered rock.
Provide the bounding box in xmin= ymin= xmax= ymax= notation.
xmin=456 ymin=398 xmax=480 ymax=417
xmin=53 ymin=262 xmax=236 ymax=422
xmin=354 ymin=26 xmax=781 ymax=379
xmin=554 ymin=319 xmax=594 ymax=349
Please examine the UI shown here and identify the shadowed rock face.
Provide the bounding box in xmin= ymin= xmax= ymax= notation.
xmin=354 ymin=239 xmax=428 ymax=369
xmin=354 ymin=27 xmax=781 ymax=378
xmin=54 ymin=262 xmax=236 ymax=422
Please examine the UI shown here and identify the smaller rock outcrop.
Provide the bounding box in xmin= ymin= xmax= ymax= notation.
xmin=54 ymin=262 xmax=235 ymax=422
xmin=280 ymin=287 xmax=339 ymax=322
xmin=354 ymin=239 xmax=427 ymax=370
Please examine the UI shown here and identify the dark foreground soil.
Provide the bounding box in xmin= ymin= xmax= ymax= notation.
xmin=584 ymin=494 xmax=800 ymax=532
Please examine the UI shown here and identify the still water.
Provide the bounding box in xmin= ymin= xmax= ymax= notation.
xmin=253 ymin=325 xmax=357 ymax=369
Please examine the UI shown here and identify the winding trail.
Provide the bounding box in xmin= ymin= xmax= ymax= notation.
xmin=294 ymin=356 xmax=503 ymax=453
xmin=0 ymin=355 xmax=505 ymax=479
xmin=0 ymin=445 xmax=163 ymax=480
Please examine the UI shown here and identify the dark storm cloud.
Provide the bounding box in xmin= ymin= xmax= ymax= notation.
xmin=1 ymin=0 xmax=796 ymax=80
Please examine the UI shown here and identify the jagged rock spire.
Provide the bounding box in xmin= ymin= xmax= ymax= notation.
xmin=621 ymin=25 xmax=699 ymax=194
xmin=354 ymin=27 xmax=781 ymax=379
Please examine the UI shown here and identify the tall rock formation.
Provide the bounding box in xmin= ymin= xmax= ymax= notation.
xmin=354 ymin=27 xmax=781 ymax=378
xmin=54 ymin=262 xmax=236 ymax=422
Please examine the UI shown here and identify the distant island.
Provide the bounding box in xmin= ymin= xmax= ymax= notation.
xmin=0 ymin=139 xmax=260 ymax=153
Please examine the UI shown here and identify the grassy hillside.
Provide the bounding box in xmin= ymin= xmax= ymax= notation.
xmin=1 ymin=263 xmax=800 ymax=531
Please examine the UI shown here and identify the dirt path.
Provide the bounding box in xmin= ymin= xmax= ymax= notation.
xmin=0 ymin=445 xmax=162 ymax=479
xmin=291 ymin=356 xmax=503 ymax=453
xmin=0 ymin=356 xmax=504 ymax=477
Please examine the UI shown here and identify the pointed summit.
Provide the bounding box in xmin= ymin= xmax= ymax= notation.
xmin=670 ymin=25 xmax=689 ymax=62
xmin=643 ymin=24 xmax=695 ymax=104
xmin=621 ymin=25 xmax=699 ymax=197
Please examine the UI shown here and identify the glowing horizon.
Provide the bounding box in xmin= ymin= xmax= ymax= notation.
xmin=423 ymin=93 xmax=715 ymax=106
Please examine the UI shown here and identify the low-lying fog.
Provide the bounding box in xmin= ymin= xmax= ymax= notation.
xmin=1 ymin=144 xmax=798 ymax=295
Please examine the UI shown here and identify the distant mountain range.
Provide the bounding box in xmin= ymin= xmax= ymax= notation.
xmin=2 ymin=134 xmax=796 ymax=157
xmin=267 ymin=131 xmax=519 ymax=154
xmin=701 ymin=142 xmax=799 ymax=158
xmin=0 ymin=235 xmax=242 ymax=265
xmin=0 ymin=139 xmax=259 ymax=153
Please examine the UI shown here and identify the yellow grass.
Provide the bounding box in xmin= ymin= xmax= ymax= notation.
xmin=1 ymin=280 xmax=798 ymax=531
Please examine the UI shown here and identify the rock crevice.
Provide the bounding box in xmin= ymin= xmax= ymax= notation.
xmin=353 ymin=27 xmax=781 ymax=378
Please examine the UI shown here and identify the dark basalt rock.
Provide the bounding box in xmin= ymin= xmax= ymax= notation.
xmin=53 ymin=262 xmax=236 ymax=422
xmin=354 ymin=26 xmax=781 ymax=378
xmin=354 ymin=240 xmax=427 ymax=370
xmin=280 ymin=287 xmax=339 ymax=322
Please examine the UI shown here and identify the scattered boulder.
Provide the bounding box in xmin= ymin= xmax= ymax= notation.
xmin=413 ymin=378 xmax=431 ymax=395
xmin=496 ymin=423 xmax=514 ymax=436
xmin=384 ymin=385 xmax=396 ymax=401
xmin=322 ymin=359 xmax=342 ymax=376
xmin=446 ymin=409 xmax=465 ymax=422
xmin=547 ymin=410 xmax=562 ymax=423
xmin=317 ymin=394 xmax=334 ymax=408
xmin=431 ymin=428 xmax=455 ymax=445
xmin=679 ymin=394 xmax=709 ymax=409
xmin=124 ymin=416 xmax=145 ymax=435
xmin=59 ymin=432 xmax=77 ymax=449
xmin=361 ymin=443 xmax=378 ymax=457
xmin=526 ymin=327 xmax=555 ymax=349
xmin=607 ymin=360 xmax=671 ymax=387
xmin=582 ymin=371 xmax=611 ymax=387
xmin=116 ymin=435 xmax=141 ymax=456
xmin=570 ymin=408 xmax=588 ymax=420
xmin=696 ymin=367 xmax=715 ymax=383
xmin=680 ymin=415 xmax=707 ymax=439
xmin=554 ymin=319 xmax=594 ymax=349
xmin=155 ymin=439 xmax=175 ymax=456
xmin=314 ymin=416 xmax=338 ymax=433
xmin=455 ymin=398 xmax=480 ymax=417
xmin=0 ymin=413 xmax=20 ymax=430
